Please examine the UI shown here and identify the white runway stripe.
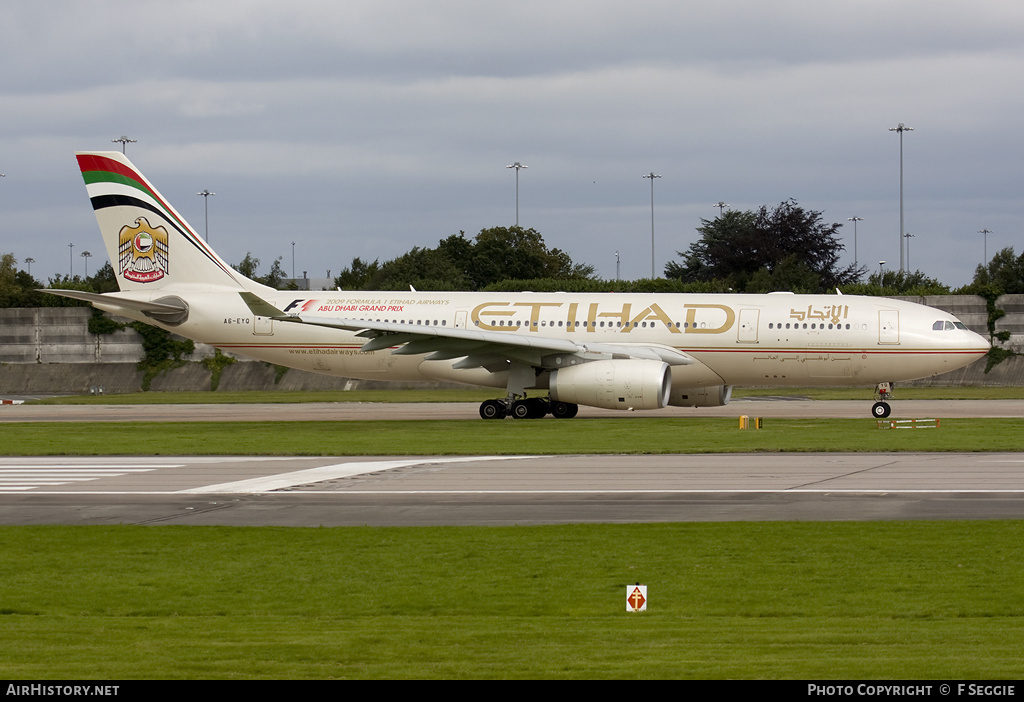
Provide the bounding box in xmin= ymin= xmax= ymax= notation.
xmin=178 ymin=456 xmax=534 ymax=494
xmin=0 ymin=466 xmax=159 ymax=491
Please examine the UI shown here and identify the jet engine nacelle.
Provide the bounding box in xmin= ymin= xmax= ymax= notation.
xmin=668 ymin=384 xmax=732 ymax=407
xmin=549 ymin=359 xmax=670 ymax=410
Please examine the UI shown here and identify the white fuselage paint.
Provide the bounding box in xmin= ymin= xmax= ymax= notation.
xmin=97 ymin=290 xmax=990 ymax=391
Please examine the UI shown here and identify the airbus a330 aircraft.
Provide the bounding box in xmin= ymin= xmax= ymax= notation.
xmin=51 ymin=151 xmax=990 ymax=419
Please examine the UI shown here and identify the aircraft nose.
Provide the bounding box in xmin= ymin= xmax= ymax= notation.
xmin=965 ymin=330 xmax=990 ymax=354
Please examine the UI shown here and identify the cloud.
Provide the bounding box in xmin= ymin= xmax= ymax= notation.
xmin=2 ymin=1 xmax=1023 ymax=285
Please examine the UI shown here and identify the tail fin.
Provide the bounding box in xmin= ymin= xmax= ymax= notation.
xmin=76 ymin=152 xmax=265 ymax=292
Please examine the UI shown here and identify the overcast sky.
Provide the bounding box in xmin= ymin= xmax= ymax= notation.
xmin=2 ymin=0 xmax=1022 ymax=287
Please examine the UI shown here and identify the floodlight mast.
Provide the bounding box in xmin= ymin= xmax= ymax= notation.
xmin=847 ymin=216 xmax=863 ymax=267
xmin=506 ymin=162 xmax=527 ymax=226
xmin=197 ymin=190 xmax=215 ymax=242
xmin=889 ymin=123 xmax=913 ymax=272
xmin=112 ymin=135 xmax=136 ymax=154
xmin=643 ymin=172 xmax=661 ymax=278
xmin=978 ymin=229 xmax=993 ymax=265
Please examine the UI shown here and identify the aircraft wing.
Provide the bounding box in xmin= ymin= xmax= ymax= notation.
xmin=240 ymin=292 xmax=693 ymax=370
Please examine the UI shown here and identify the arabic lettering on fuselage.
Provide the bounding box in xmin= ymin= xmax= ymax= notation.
xmin=788 ymin=305 xmax=849 ymax=325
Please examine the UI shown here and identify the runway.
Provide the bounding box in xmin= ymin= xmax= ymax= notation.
xmin=1 ymin=399 xmax=1021 ymax=526
xmin=3 ymin=452 xmax=1024 ymax=526
xmin=3 ymin=398 xmax=1024 ymax=421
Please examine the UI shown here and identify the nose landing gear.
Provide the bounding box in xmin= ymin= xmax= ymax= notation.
xmin=872 ymin=382 xmax=893 ymax=418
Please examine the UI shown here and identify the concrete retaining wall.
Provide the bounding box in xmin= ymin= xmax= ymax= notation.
xmin=0 ymin=308 xmax=143 ymax=364
xmin=0 ymin=361 xmax=455 ymax=395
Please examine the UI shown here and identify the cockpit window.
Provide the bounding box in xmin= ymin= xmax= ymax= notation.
xmin=932 ymin=320 xmax=944 ymax=330
xmin=954 ymin=322 xmax=968 ymax=330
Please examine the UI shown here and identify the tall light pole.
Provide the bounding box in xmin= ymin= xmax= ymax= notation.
xmin=878 ymin=260 xmax=886 ymax=291
xmin=291 ymin=241 xmax=296 ymax=280
xmin=506 ymin=162 xmax=527 ymax=226
xmin=978 ymin=229 xmax=993 ymax=265
xmin=68 ymin=243 xmax=75 ymax=277
xmin=889 ymin=122 xmax=913 ymax=272
xmin=903 ymin=233 xmax=914 ymax=271
xmin=80 ymin=250 xmax=92 ymax=277
xmin=615 ymin=250 xmax=620 ymax=281
xmin=112 ymin=136 xmax=136 ymax=154
xmin=643 ymin=172 xmax=661 ymax=278
xmin=847 ymin=216 xmax=863 ymax=267
xmin=714 ymin=201 xmax=729 ymax=216
xmin=196 ymin=190 xmax=215 ymax=242
xmin=24 ymin=257 xmax=34 ymax=277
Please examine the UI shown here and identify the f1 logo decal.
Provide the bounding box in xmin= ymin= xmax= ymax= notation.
xmin=283 ymin=299 xmax=308 ymax=313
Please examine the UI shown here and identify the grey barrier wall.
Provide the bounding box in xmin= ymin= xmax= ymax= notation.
xmin=1 ymin=297 xmax=1022 ymax=393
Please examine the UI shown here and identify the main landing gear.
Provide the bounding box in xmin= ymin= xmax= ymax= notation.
xmin=872 ymin=382 xmax=893 ymax=419
xmin=478 ymin=397 xmax=579 ymax=420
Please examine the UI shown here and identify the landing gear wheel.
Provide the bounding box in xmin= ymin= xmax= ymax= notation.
xmin=526 ymin=397 xmax=549 ymax=418
xmin=511 ymin=400 xmax=532 ymax=419
xmin=550 ymin=401 xmax=579 ymax=419
xmin=872 ymin=401 xmax=891 ymax=419
xmin=479 ymin=399 xmax=507 ymax=420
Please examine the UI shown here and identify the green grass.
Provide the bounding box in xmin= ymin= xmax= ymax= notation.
xmin=6 ymin=392 xmax=1024 ymax=679
xmin=24 ymin=386 xmax=1024 ymax=404
xmin=3 ymin=417 xmax=1023 ymax=455
xmin=1 ymin=522 xmax=1022 ymax=679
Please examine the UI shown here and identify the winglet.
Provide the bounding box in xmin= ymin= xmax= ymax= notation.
xmin=239 ymin=291 xmax=291 ymax=319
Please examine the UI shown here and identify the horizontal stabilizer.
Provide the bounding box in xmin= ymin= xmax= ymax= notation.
xmin=43 ymin=289 xmax=189 ymax=324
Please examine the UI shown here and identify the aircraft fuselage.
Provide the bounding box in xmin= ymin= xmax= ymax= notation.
xmin=96 ymin=289 xmax=989 ymax=391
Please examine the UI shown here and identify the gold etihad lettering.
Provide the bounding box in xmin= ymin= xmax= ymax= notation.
xmin=683 ymin=303 xmax=736 ymax=334
xmin=471 ymin=301 xmax=735 ymax=334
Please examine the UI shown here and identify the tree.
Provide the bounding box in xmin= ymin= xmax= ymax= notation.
xmin=665 ymin=200 xmax=863 ymax=292
xmin=232 ymin=252 xmax=290 ymax=289
xmin=88 ymin=261 xmax=118 ymax=293
xmin=334 ymin=226 xmax=595 ymax=291
xmin=840 ymin=268 xmax=950 ymax=296
xmin=468 ymin=226 xmax=593 ymax=288
xmin=336 ymin=256 xmax=382 ymax=289
xmin=968 ymin=247 xmax=1024 ymax=295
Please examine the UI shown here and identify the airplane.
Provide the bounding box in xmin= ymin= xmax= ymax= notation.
xmin=50 ymin=150 xmax=991 ymax=420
